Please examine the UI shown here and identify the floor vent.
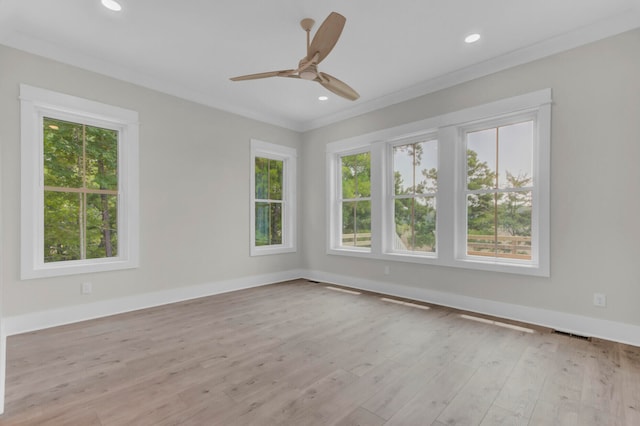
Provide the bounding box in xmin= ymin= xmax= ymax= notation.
xmin=552 ymin=330 xmax=592 ymax=341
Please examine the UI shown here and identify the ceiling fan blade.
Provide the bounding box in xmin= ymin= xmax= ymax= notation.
xmin=307 ymin=12 xmax=346 ymax=64
xmin=230 ymin=70 xmax=296 ymax=81
xmin=318 ymin=72 xmax=359 ymax=101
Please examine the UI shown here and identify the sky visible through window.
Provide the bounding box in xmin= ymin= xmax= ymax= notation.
xmin=394 ymin=140 xmax=438 ymax=193
xmin=468 ymin=121 xmax=533 ymax=187
xmin=393 ymin=122 xmax=532 ymax=190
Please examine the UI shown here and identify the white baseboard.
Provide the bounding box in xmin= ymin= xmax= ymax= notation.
xmin=4 ymin=268 xmax=639 ymax=348
xmin=0 ymin=327 xmax=5 ymax=415
xmin=302 ymin=270 xmax=640 ymax=348
xmin=4 ymin=269 xmax=304 ymax=336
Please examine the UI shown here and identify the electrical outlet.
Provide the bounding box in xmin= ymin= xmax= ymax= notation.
xmin=593 ymin=293 xmax=606 ymax=307
xmin=82 ymin=282 xmax=92 ymax=295
xmin=384 ymin=265 xmax=390 ymax=275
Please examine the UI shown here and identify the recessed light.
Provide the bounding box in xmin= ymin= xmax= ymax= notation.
xmin=318 ymin=96 xmax=329 ymax=101
xmin=101 ymin=0 xmax=122 ymax=11
xmin=465 ymin=33 xmax=481 ymax=44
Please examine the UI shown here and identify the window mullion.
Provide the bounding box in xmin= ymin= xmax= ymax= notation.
xmin=437 ymin=126 xmax=457 ymax=263
xmin=81 ymin=192 xmax=86 ymax=260
xmin=81 ymin=124 xmax=87 ymax=260
xmin=467 ymin=187 xmax=534 ymax=195
xmin=370 ymin=142 xmax=383 ymax=254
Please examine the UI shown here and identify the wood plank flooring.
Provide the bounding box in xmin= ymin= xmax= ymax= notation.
xmin=2 ymin=279 xmax=639 ymax=425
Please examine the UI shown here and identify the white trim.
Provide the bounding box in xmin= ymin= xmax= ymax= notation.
xmin=326 ymin=90 xmax=552 ymax=276
xmin=386 ymin=136 xmax=438 ymax=257
xmin=250 ymin=139 xmax=297 ymax=256
xmin=452 ymin=110 xmax=550 ymax=276
xmin=301 ymin=10 xmax=640 ymax=131
xmin=0 ymin=125 xmax=4 ymax=414
xmin=4 ymin=270 xmax=639 ymax=348
xmin=20 ymin=84 xmax=140 ymax=279
xmin=4 ymin=269 xmax=304 ymax=336
xmin=327 ymin=149 xmax=373 ymax=254
xmin=302 ymin=270 xmax=640 ymax=348
xmin=0 ymin=329 xmax=4 ymax=415
xmin=1 ymin=10 xmax=637 ymax=131
xmin=325 ymin=89 xmax=552 ymax=153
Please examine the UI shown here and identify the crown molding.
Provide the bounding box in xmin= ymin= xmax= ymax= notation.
xmin=301 ymin=8 xmax=640 ymax=131
xmin=1 ymin=8 xmax=639 ymax=133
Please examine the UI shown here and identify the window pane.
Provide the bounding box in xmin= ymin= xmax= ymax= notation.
xmin=341 ymin=157 xmax=356 ymax=199
xmin=255 ymin=202 xmax=282 ymax=246
xmin=467 ymin=128 xmax=497 ymax=190
xmin=341 ymin=201 xmax=356 ymax=245
xmin=43 ymin=118 xmax=83 ymax=188
xmin=355 ymin=200 xmax=371 ymax=247
xmin=268 ymin=159 xmax=283 ymax=201
xmin=497 ymin=190 xmax=532 ymax=260
xmin=415 ymin=140 xmax=438 ymax=194
xmin=341 ymin=201 xmax=371 ymax=247
xmin=255 ymin=202 xmax=270 ymax=246
xmin=86 ymin=194 xmax=118 ymax=259
xmin=393 ymin=144 xmax=415 ymax=195
xmin=342 ymin=153 xmax=370 ymax=199
xmin=44 ymin=191 xmax=82 ymax=262
xmin=467 ymin=193 xmax=498 ymax=256
xmin=394 ymin=197 xmax=436 ymax=252
xmin=467 ymin=190 xmax=530 ymax=259
xmin=255 ymin=157 xmax=268 ymax=199
xmin=413 ymin=197 xmax=436 ymax=252
xmin=269 ymin=202 xmax=283 ymax=244
xmin=355 ymin=152 xmax=371 ymax=198
xmin=394 ymin=197 xmax=412 ymax=250
xmin=85 ymin=125 xmax=118 ymax=190
xmin=498 ymin=121 xmax=533 ymax=189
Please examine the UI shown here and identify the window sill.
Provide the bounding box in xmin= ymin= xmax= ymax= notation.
xmin=327 ymin=248 xmax=548 ymax=277
xmin=327 ymin=247 xmax=371 ymax=257
xmin=451 ymin=257 xmax=549 ymax=277
xmin=22 ymin=257 xmax=139 ymax=280
xmin=250 ymin=246 xmax=296 ymax=257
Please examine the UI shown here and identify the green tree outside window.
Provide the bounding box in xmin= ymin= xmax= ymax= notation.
xmin=466 ymin=121 xmax=533 ymax=260
xmin=340 ymin=152 xmax=371 ymax=247
xmin=43 ymin=117 xmax=118 ymax=263
xmin=392 ymin=140 xmax=437 ymax=252
xmin=255 ymin=157 xmax=284 ymax=246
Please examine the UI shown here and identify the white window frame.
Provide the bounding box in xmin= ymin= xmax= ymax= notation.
xmin=326 ymin=89 xmax=551 ymax=276
xmin=329 ymin=147 xmax=373 ymax=254
xmin=250 ymin=139 xmax=297 ymax=256
xmin=385 ymin=134 xmax=439 ymax=258
xmin=454 ymin=112 xmax=542 ymax=272
xmin=20 ymin=84 xmax=139 ymax=279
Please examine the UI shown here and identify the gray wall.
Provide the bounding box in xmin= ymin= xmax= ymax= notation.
xmin=300 ymin=29 xmax=640 ymax=326
xmin=1 ymin=28 xmax=639 ymax=329
xmin=0 ymin=44 xmax=302 ymax=317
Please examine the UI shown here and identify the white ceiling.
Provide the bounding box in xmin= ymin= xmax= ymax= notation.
xmin=1 ymin=0 xmax=639 ymax=131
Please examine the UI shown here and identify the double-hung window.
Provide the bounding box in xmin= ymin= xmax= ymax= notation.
xmin=391 ymin=137 xmax=438 ymax=254
xmin=327 ymin=89 xmax=551 ymax=276
xmin=339 ymin=151 xmax=371 ymax=250
xmin=42 ymin=117 xmax=120 ymax=262
xmin=250 ymin=140 xmax=296 ymax=256
xmin=20 ymin=84 xmax=139 ymax=279
xmin=463 ymin=118 xmax=534 ymax=261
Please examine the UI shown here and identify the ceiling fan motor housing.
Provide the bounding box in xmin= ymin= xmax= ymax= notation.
xmin=299 ymin=63 xmax=318 ymax=80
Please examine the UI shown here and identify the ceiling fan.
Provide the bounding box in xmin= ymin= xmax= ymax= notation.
xmin=230 ymin=12 xmax=359 ymax=101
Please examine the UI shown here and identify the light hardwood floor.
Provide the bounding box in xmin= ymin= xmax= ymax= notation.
xmin=2 ymin=279 xmax=639 ymax=425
